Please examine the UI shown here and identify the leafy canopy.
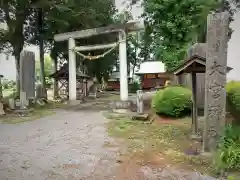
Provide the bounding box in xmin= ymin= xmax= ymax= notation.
xmin=142 ymin=0 xmax=219 ymax=71
xmin=0 ymin=0 xmax=118 ymax=82
xmin=141 ymin=0 xmax=236 ymax=71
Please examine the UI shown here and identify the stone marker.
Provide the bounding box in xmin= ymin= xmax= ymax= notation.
xmin=109 ymin=100 xmax=132 ymax=114
xmin=36 ymin=82 xmax=44 ymax=99
xmin=8 ymin=99 xmax=15 ymax=110
xmin=0 ymin=75 xmax=3 ymax=99
xmin=203 ymin=12 xmax=230 ymax=152
xmin=0 ymin=102 xmax=5 ymax=115
xmin=20 ymin=51 xmax=35 ymax=108
xmin=137 ymin=90 xmax=144 ymax=113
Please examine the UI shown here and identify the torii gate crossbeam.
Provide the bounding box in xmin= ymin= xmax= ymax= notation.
xmin=54 ymin=20 xmax=145 ymax=102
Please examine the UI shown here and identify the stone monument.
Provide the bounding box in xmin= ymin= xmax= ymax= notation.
xmin=0 ymin=75 xmax=3 ymax=99
xmin=0 ymin=102 xmax=5 ymax=116
xmin=19 ymin=51 xmax=35 ymax=108
xmin=137 ymin=90 xmax=144 ymax=113
xmin=203 ymin=12 xmax=230 ymax=152
xmin=0 ymin=75 xmax=5 ymax=115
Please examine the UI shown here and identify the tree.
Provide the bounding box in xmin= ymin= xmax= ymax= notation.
xmin=114 ymin=10 xmax=146 ymax=77
xmin=137 ymin=21 xmax=153 ymax=62
xmin=0 ymin=0 xmax=71 ymax=96
xmin=0 ymin=0 xmax=34 ymax=96
xmin=142 ymin=0 xmax=234 ymax=71
xmin=35 ymin=55 xmax=53 ymax=77
xmin=233 ymin=0 xmax=240 ymax=8
xmin=142 ymin=0 xmax=221 ymax=71
xmin=35 ymin=55 xmax=54 ymax=88
xmin=47 ymin=0 xmax=117 ymax=82
xmin=0 ymin=0 xmax=117 ymax=96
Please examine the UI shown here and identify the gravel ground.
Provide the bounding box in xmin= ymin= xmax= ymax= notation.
xmin=0 ymin=110 xmax=120 ymax=180
xmin=0 ymin=105 xmax=221 ymax=180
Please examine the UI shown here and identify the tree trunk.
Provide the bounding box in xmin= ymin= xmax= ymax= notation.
xmin=15 ymin=53 xmax=21 ymax=98
xmin=53 ymin=57 xmax=59 ymax=98
xmin=38 ymin=8 xmax=47 ymax=99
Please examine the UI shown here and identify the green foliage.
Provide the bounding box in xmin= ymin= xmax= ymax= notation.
xmin=226 ymin=81 xmax=240 ymax=93
xmin=152 ymin=86 xmax=192 ymax=117
xmin=228 ymin=176 xmax=236 ymax=180
xmin=128 ymin=81 xmax=140 ymax=93
xmin=226 ymin=81 xmax=240 ymax=122
xmin=214 ymin=125 xmax=240 ymax=171
xmin=47 ymin=0 xmax=117 ymax=81
xmin=115 ymin=11 xmax=144 ymax=76
xmin=36 ymin=55 xmax=54 ymax=77
xmin=3 ymin=89 xmax=17 ymax=99
xmin=1 ymin=0 xmax=117 ymax=90
xmin=1 ymin=79 xmax=16 ymax=90
xmin=142 ymin=0 xmax=230 ymax=71
xmin=35 ymin=55 xmax=54 ymax=88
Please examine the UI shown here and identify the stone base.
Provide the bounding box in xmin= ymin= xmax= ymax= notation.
xmin=109 ymin=100 xmax=132 ymax=114
xmin=67 ymin=100 xmax=82 ymax=106
xmin=113 ymin=109 xmax=131 ymax=114
xmin=132 ymin=113 xmax=149 ymax=121
xmin=13 ymin=108 xmax=34 ymax=115
xmin=190 ymin=134 xmax=202 ymax=142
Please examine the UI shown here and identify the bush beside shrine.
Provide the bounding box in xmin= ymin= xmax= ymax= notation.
xmin=128 ymin=81 xmax=140 ymax=93
xmin=151 ymin=86 xmax=192 ymax=118
xmin=226 ymin=81 xmax=240 ymax=124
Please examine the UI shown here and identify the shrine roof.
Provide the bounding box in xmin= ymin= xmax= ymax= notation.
xmin=49 ymin=64 xmax=90 ymax=79
xmin=173 ymin=55 xmax=233 ymax=75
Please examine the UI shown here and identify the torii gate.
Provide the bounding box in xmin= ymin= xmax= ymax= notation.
xmin=54 ymin=20 xmax=145 ymax=102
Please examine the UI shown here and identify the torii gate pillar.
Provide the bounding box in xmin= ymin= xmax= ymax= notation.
xmin=119 ymin=32 xmax=128 ymax=101
xmin=54 ymin=20 xmax=145 ymax=102
xmin=68 ymin=38 xmax=77 ymax=100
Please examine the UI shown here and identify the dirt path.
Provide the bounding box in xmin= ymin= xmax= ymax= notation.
xmin=0 ymin=110 xmax=120 ymax=180
xmin=0 ymin=104 xmax=222 ymax=180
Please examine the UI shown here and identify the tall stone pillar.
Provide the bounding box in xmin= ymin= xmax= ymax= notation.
xmin=203 ymin=12 xmax=230 ymax=152
xmin=20 ymin=51 xmax=35 ymax=108
xmin=68 ymin=38 xmax=77 ymax=101
xmin=119 ymin=31 xmax=128 ymax=101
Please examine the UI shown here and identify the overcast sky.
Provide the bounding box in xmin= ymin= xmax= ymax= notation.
xmin=115 ymin=0 xmax=143 ymax=18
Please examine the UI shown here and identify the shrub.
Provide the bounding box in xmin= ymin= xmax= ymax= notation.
xmin=1 ymin=79 xmax=16 ymax=90
xmin=214 ymin=125 xmax=240 ymax=171
xmin=45 ymin=77 xmax=53 ymax=89
xmin=226 ymin=81 xmax=240 ymax=123
xmin=152 ymin=86 xmax=192 ymax=117
xmin=128 ymin=81 xmax=140 ymax=93
xmin=226 ymin=81 xmax=240 ymax=93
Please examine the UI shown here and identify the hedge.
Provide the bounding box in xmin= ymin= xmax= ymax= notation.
xmin=226 ymin=81 xmax=240 ymax=123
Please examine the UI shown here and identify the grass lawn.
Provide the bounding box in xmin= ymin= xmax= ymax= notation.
xmin=106 ymin=114 xmax=217 ymax=176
